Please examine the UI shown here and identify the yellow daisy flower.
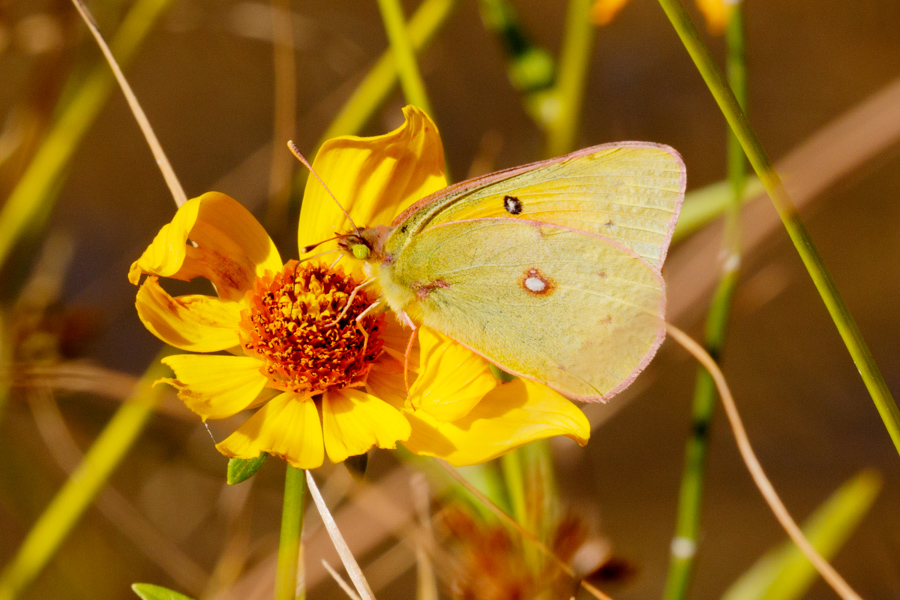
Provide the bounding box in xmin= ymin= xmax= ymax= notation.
xmin=129 ymin=106 xmax=590 ymax=469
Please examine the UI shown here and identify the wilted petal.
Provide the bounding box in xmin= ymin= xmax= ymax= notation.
xmin=130 ymin=192 xmax=282 ymax=301
xmin=403 ymin=379 xmax=590 ymax=466
xmin=160 ymin=354 xmax=268 ymax=419
xmin=322 ymin=388 xmax=411 ymax=463
xmin=217 ymin=392 xmax=324 ymax=469
xmin=409 ymin=327 xmax=498 ymax=422
xmin=136 ymin=276 xmax=242 ymax=352
xmin=298 ymin=106 xmax=446 ymax=253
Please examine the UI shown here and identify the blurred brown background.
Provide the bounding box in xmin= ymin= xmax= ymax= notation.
xmin=1 ymin=0 xmax=899 ymax=598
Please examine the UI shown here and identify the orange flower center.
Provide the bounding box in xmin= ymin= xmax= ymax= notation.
xmin=238 ymin=261 xmax=384 ymax=393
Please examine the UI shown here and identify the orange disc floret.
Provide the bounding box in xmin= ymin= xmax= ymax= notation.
xmin=238 ymin=260 xmax=384 ymax=393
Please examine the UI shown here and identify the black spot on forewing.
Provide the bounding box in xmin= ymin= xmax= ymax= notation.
xmin=503 ymin=195 xmax=523 ymax=215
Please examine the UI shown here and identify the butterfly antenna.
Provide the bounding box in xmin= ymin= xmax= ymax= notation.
xmin=288 ymin=140 xmax=361 ymax=236
xmin=299 ymin=235 xmax=341 ymax=254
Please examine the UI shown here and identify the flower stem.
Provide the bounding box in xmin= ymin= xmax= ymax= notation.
xmin=656 ymin=0 xmax=900 ymax=456
xmin=664 ymin=9 xmax=747 ymax=600
xmin=0 ymin=353 xmax=171 ymax=600
xmin=545 ymin=0 xmax=596 ymax=157
xmin=274 ymin=465 xmax=306 ymax=600
xmin=376 ymin=0 xmax=434 ymax=116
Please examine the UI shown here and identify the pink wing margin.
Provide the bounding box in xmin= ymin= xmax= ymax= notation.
xmin=393 ymin=141 xmax=687 ymax=271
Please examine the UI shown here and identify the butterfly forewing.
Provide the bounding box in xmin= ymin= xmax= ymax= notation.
xmin=399 ymin=143 xmax=685 ymax=270
xmin=387 ymin=219 xmax=665 ymax=401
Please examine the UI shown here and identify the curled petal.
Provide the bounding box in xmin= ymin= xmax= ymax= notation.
xmin=298 ymin=106 xmax=447 ymax=253
xmin=135 ymin=277 xmax=242 ymax=352
xmin=322 ymin=388 xmax=411 ymax=464
xmin=130 ymin=192 xmax=282 ymax=301
xmin=217 ymin=393 xmax=324 ymax=469
xmin=160 ymin=354 xmax=268 ymax=420
xmin=402 ymin=379 xmax=590 ymax=466
xmin=408 ymin=327 xmax=498 ymax=422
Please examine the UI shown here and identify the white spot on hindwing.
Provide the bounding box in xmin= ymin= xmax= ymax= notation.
xmin=525 ymin=276 xmax=546 ymax=292
xmin=520 ymin=267 xmax=554 ymax=295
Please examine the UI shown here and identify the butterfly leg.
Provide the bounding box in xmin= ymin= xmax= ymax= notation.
xmin=352 ymin=298 xmax=382 ymax=357
xmin=399 ymin=310 xmax=418 ymax=398
xmin=328 ymin=276 xmax=376 ymax=326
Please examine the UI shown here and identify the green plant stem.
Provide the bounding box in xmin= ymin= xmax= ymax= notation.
xmin=375 ymin=0 xmax=434 ymax=116
xmin=274 ymin=466 xmax=306 ymax=600
xmin=0 ymin=0 xmax=175 ymax=271
xmin=545 ymin=0 xmax=595 ymax=157
xmin=0 ymin=353 xmax=171 ymax=600
xmin=664 ymin=10 xmax=747 ymax=600
xmin=657 ymin=0 xmax=900 ymax=456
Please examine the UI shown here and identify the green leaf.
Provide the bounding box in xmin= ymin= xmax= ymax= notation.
xmin=131 ymin=583 xmax=195 ymax=600
xmin=723 ymin=469 xmax=881 ymax=600
xmin=227 ymin=453 xmax=268 ymax=485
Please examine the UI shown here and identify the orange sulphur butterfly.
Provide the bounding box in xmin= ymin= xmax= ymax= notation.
xmin=338 ymin=142 xmax=685 ymax=402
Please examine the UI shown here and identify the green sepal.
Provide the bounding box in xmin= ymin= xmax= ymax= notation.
xmin=226 ymin=452 xmax=268 ymax=484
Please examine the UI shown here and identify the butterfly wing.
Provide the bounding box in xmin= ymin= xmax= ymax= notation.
xmin=385 ymin=218 xmax=664 ymax=402
xmin=392 ymin=142 xmax=685 ymax=269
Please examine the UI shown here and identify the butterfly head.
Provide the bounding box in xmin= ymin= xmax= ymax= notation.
xmin=337 ymin=225 xmax=393 ymax=264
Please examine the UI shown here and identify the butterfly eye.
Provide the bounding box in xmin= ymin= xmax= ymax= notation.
xmin=352 ymin=244 xmax=371 ymax=260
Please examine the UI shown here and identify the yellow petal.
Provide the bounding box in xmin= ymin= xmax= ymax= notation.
xmin=379 ymin=311 xmax=419 ymax=366
xmin=402 ymin=379 xmax=590 ymax=466
xmin=135 ymin=276 xmax=243 ymax=352
xmin=591 ymin=0 xmax=632 ymax=25
xmin=160 ymin=354 xmax=268 ymax=420
xmin=365 ymin=354 xmax=410 ymax=408
xmin=695 ymin=0 xmax=735 ymax=35
xmin=216 ymin=392 xmax=324 ymax=469
xmin=130 ymin=192 xmax=282 ymax=301
xmin=408 ymin=327 xmax=498 ymax=422
xmin=298 ymin=106 xmax=447 ymax=253
xmin=321 ymin=388 xmax=412 ymax=464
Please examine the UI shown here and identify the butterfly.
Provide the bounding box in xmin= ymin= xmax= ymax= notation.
xmin=331 ymin=142 xmax=685 ymax=402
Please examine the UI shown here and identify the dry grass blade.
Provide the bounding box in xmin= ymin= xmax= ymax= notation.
xmin=322 ymin=560 xmax=363 ymax=600
xmin=436 ymin=461 xmax=614 ymax=600
xmin=68 ymin=0 xmax=187 ymax=207
xmin=266 ymin=0 xmax=297 ymax=233
xmin=665 ymin=323 xmax=863 ymax=600
xmin=306 ymin=471 xmax=376 ymax=600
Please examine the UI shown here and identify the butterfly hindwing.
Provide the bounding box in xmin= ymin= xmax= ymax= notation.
xmin=385 ymin=218 xmax=665 ymax=401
